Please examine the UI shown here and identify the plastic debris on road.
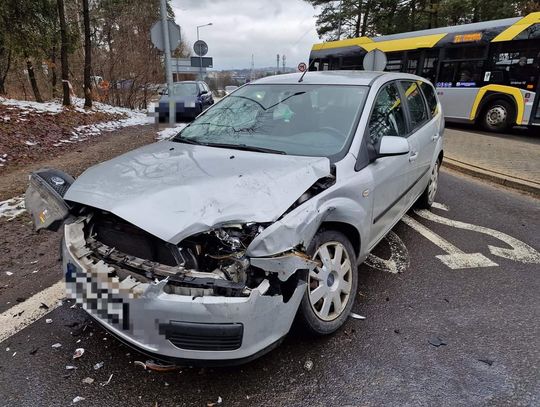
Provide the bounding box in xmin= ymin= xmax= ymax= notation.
xmin=207 ymin=396 xmax=223 ymax=407
xmin=145 ymin=359 xmax=179 ymax=372
xmin=428 ymin=336 xmax=447 ymax=347
xmin=66 ymin=365 xmax=77 ymax=370
xmin=134 ymin=360 xmax=147 ymax=370
xmin=51 ymin=343 xmax=62 ymax=349
xmin=72 ymin=396 xmax=85 ymax=403
xmin=350 ymin=312 xmax=366 ymax=320
xmin=94 ymin=361 xmax=104 ymax=370
xmin=100 ymin=374 xmax=114 ymax=387
xmin=45 ymin=319 xmax=53 ymax=324
xmin=73 ymin=348 xmax=85 ymax=359
xmin=82 ymin=377 xmax=94 ymax=384
xmin=304 ymin=359 xmax=313 ymax=371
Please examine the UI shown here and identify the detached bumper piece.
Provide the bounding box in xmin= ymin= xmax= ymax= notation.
xmin=159 ymin=321 xmax=243 ymax=351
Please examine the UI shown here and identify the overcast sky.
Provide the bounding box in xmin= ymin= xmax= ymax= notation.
xmin=171 ymin=0 xmax=320 ymax=70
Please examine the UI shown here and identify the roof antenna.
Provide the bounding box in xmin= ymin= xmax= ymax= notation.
xmin=298 ymin=39 xmax=331 ymax=83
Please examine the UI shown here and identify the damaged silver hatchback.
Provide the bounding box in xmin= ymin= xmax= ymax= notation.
xmin=25 ymin=71 xmax=444 ymax=365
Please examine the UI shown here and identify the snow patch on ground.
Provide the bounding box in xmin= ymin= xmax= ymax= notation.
xmin=73 ymin=111 xmax=151 ymax=137
xmin=0 ymin=97 xmax=145 ymax=117
xmin=156 ymin=123 xmax=187 ymax=141
xmin=0 ymin=196 xmax=25 ymax=220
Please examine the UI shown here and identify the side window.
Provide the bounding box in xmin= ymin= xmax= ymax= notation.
xmin=419 ymin=81 xmax=438 ymax=117
xmin=368 ymin=83 xmax=407 ymax=146
xmin=401 ymin=81 xmax=428 ymax=129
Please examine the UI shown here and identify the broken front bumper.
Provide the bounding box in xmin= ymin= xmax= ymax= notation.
xmin=62 ymin=221 xmax=306 ymax=365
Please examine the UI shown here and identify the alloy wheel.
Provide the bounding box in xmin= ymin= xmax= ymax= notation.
xmin=308 ymin=241 xmax=353 ymax=321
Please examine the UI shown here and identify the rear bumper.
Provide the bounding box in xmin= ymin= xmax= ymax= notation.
xmin=62 ymin=221 xmax=305 ymax=364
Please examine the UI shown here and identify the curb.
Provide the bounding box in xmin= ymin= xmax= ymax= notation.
xmin=442 ymin=157 xmax=540 ymax=197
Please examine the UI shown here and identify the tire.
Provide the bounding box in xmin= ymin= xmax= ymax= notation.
xmin=297 ymin=230 xmax=358 ymax=336
xmin=480 ymin=99 xmax=515 ymax=132
xmin=416 ymin=159 xmax=440 ymax=209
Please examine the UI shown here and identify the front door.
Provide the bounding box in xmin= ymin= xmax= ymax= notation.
xmin=366 ymin=82 xmax=415 ymax=249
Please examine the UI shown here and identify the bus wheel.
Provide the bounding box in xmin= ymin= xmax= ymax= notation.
xmin=480 ymin=99 xmax=514 ymax=132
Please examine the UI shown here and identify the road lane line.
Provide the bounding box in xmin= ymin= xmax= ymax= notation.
xmin=402 ymin=215 xmax=498 ymax=269
xmin=0 ymin=280 xmax=65 ymax=343
xmin=414 ymin=209 xmax=540 ymax=264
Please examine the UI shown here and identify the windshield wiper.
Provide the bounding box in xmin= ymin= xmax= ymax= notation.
xmin=171 ymin=135 xmax=208 ymax=145
xmin=205 ymin=143 xmax=286 ymax=155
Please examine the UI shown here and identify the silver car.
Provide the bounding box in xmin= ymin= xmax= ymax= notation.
xmin=25 ymin=71 xmax=444 ymax=365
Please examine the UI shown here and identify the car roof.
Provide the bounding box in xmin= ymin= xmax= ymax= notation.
xmin=252 ymin=71 xmax=427 ymax=86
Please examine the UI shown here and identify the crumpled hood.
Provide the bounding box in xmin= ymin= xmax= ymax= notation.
xmin=65 ymin=141 xmax=331 ymax=243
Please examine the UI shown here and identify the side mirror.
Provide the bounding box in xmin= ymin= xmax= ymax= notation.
xmin=200 ymin=90 xmax=208 ymax=95
xmin=376 ymin=136 xmax=410 ymax=159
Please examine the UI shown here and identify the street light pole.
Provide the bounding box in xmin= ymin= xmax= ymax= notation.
xmin=159 ymin=0 xmax=174 ymax=124
xmin=196 ymin=23 xmax=212 ymax=81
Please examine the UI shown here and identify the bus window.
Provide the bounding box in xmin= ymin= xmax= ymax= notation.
xmin=421 ymin=50 xmax=439 ymax=83
xmin=456 ymin=61 xmax=484 ymax=86
xmin=490 ymin=42 xmax=540 ymax=88
xmin=406 ymin=51 xmax=420 ymax=75
xmin=438 ymin=62 xmax=457 ymax=86
xmin=385 ymin=52 xmax=404 ymax=72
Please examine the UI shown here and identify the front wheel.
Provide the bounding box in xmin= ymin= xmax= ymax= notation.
xmin=480 ymin=99 xmax=514 ymax=132
xmin=297 ymin=230 xmax=358 ymax=336
xmin=416 ymin=159 xmax=440 ymax=209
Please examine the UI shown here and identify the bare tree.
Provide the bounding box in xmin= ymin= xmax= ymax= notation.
xmin=57 ymin=0 xmax=70 ymax=105
xmin=82 ymin=0 xmax=91 ymax=107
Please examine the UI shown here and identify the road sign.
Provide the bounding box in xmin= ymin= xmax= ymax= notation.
xmin=363 ymin=49 xmax=387 ymax=71
xmin=298 ymin=62 xmax=307 ymax=72
xmin=193 ymin=40 xmax=208 ymax=57
xmin=150 ymin=19 xmax=181 ymax=52
xmin=191 ymin=57 xmax=213 ymax=68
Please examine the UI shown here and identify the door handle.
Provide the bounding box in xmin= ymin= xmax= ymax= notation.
xmin=431 ymin=133 xmax=439 ymax=142
xmin=409 ymin=152 xmax=418 ymax=162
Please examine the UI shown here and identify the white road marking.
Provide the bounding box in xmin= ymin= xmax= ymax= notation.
xmin=414 ymin=209 xmax=540 ymax=264
xmin=402 ymin=215 xmax=498 ymax=269
xmin=431 ymin=202 xmax=449 ymax=211
xmin=365 ymin=231 xmax=410 ymax=274
xmin=0 ymin=280 xmax=65 ymax=343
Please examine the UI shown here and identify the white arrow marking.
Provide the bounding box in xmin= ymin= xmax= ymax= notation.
xmin=414 ymin=209 xmax=540 ymax=264
xmin=402 ymin=215 xmax=498 ymax=269
xmin=365 ymin=231 xmax=410 ymax=274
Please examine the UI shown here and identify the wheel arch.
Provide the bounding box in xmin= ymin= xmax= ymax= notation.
xmin=318 ymin=221 xmax=361 ymax=258
xmin=470 ymin=86 xmax=524 ymax=125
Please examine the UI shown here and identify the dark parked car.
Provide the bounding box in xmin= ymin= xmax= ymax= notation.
xmin=158 ymin=81 xmax=214 ymax=122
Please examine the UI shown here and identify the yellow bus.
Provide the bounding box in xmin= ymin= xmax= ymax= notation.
xmin=309 ymin=12 xmax=540 ymax=132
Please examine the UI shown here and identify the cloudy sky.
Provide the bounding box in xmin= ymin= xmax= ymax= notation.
xmin=171 ymin=0 xmax=320 ymax=70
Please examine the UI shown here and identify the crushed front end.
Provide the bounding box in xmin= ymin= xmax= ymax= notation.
xmin=61 ymin=211 xmax=315 ymax=364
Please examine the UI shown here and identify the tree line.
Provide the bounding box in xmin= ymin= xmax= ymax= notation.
xmin=0 ymin=0 xmax=189 ymax=109
xmin=307 ymin=0 xmax=539 ymax=40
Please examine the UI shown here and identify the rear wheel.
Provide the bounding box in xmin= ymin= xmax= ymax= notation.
xmin=297 ymin=230 xmax=358 ymax=336
xmin=480 ymin=99 xmax=514 ymax=132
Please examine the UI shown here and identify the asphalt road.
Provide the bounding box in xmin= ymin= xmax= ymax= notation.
xmin=1 ymin=170 xmax=539 ymax=407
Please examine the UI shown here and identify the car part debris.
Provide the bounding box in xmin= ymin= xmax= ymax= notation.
xmin=100 ymin=374 xmax=113 ymax=386
xmin=51 ymin=343 xmax=62 ymax=349
xmin=45 ymin=318 xmax=53 ymax=324
xmin=5 ymin=271 xmax=13 ymax=276
xmin=93 ymin=361 xmax=104 ymax=370
xmin=350 ymin=313 xmax=366 ymax=320
xmin=145 ymin=359 xmax=179 ymax=372
xmin=207 ymin=396 xmax=223 ymax=407
xmin=66 ymin=365 xmax=77 ymax=370
xmin=428 ymin=336 xmax=447 ymax=347
xmin=72 ymin=396 xmax=85 ymax=403
xmin=304 ymin=359 xmax=313 ymax=371
xmin=82 ymin=377 xmax=94 ymax=384
xmin=73 ymin=348 xmax=85 ymax=359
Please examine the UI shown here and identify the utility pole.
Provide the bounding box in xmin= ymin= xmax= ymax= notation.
xmin=250 ymin=54 xmax=254 ymax=82
xmin=282 ymin=55 xmax=286 ymax=72
xmin=276 ymin=54 xmax=280 ymax=75
xmin=159 ymin=0 xmax=174 ymax=124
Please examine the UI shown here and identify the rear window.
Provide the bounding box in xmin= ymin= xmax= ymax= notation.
xmin=419 ymin=81 xmax=438 ymax=117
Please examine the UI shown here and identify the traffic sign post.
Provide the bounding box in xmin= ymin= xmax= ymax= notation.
xmin=298 ymin=62 xmax=307 ymax=72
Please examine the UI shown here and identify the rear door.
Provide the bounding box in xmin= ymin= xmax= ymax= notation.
xmin=399 ymin=80 xmax=437 ymax=201
xmin=366 ymin=81 xmax=414 ymax=248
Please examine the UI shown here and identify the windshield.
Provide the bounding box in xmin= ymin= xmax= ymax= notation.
xmin=172 ymin=83 xmax=198 ymax=97
xmin=174 ymin=84 xmax=369 ymax=158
